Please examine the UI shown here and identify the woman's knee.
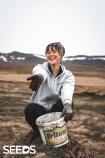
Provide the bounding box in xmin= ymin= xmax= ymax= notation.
xmin=24 ymin=103 xmax=36 ymax=118
xmin=24 ymin=103 xmax=47 ymax=119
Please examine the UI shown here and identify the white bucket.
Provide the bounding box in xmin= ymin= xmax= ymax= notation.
xmin=36 ymin=112 xmax=68 ymax=147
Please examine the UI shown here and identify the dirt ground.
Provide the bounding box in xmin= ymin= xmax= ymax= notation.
xmin=0 ymin=68 xmax=105 ymax=158
xmin=0 ymin=67 xmax=105 ymax=95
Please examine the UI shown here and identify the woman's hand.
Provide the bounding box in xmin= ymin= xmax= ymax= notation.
xmin=27 ymin=74 xmax=44 ymax=91
xmin=61 ymin=103 xmax=74 ymax=122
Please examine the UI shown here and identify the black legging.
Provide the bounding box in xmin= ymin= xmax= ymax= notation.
xmin=24 ymin=99 xmax=63 ymax=135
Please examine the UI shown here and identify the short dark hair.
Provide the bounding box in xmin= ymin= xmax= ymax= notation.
xmin=45 ymin=42 xmax=65 ymax=56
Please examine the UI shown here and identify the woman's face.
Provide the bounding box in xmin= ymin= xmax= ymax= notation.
xmin=45 ymin=46 xmax=62 ymax=65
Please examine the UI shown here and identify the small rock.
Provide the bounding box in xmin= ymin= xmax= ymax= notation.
xmin=34 ymin=152 xmax=47 ymax=158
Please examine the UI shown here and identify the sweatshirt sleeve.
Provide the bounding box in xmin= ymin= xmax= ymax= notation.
xmin=32 ymin=64 xmax=48 ymax=81
xmin=60 ymin=71 xmax=75 ymax=105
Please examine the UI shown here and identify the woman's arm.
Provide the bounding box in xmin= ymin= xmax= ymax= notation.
xmin=61 ymin=72 xmax=75 ymax=105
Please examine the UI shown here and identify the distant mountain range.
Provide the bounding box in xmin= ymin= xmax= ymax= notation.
xmin=0 ymin=51 xmax=105 ymax=67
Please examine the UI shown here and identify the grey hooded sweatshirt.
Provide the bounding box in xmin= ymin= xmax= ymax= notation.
xmin=30 ymin=62 xmax=75 ymax=110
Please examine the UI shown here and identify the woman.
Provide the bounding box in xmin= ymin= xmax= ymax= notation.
xmin=24 ymin=42 xmax=75 ymax=138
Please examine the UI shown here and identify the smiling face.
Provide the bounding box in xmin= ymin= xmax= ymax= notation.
xmin=45 ymin=46 xmax=62 ymax=65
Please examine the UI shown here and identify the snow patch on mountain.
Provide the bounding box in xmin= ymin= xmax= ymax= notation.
xmin=33 ymin=54 xmax=46 ymax=59
xmin=92 ymin=57 xmax=105 ymax=60
xmin=0 ymin=55 xmax=8 ymax=62
xmin=17 ymin=57 xmax=26 ymax=60
xmin=63 ymin=57 xmax=86 ymax=61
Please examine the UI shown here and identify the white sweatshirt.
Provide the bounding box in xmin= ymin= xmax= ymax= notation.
xmin=30 ymin=62 xmax=75 ymax=110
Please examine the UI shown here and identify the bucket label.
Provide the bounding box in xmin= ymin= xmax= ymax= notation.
xmin=44 ymin=125 xmax=68 ymax=145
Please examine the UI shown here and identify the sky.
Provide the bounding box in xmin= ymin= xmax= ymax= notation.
xmin=0 ymin=0 xmax=105 ymax=56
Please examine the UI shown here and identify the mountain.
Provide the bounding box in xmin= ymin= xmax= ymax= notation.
xmin=0 ymin=51 xmax=105 ymax=68
xmin=0 ymin=51 xmax=45 ymax=65
xmin=63 ymin=55 xmax=105 ymax=67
